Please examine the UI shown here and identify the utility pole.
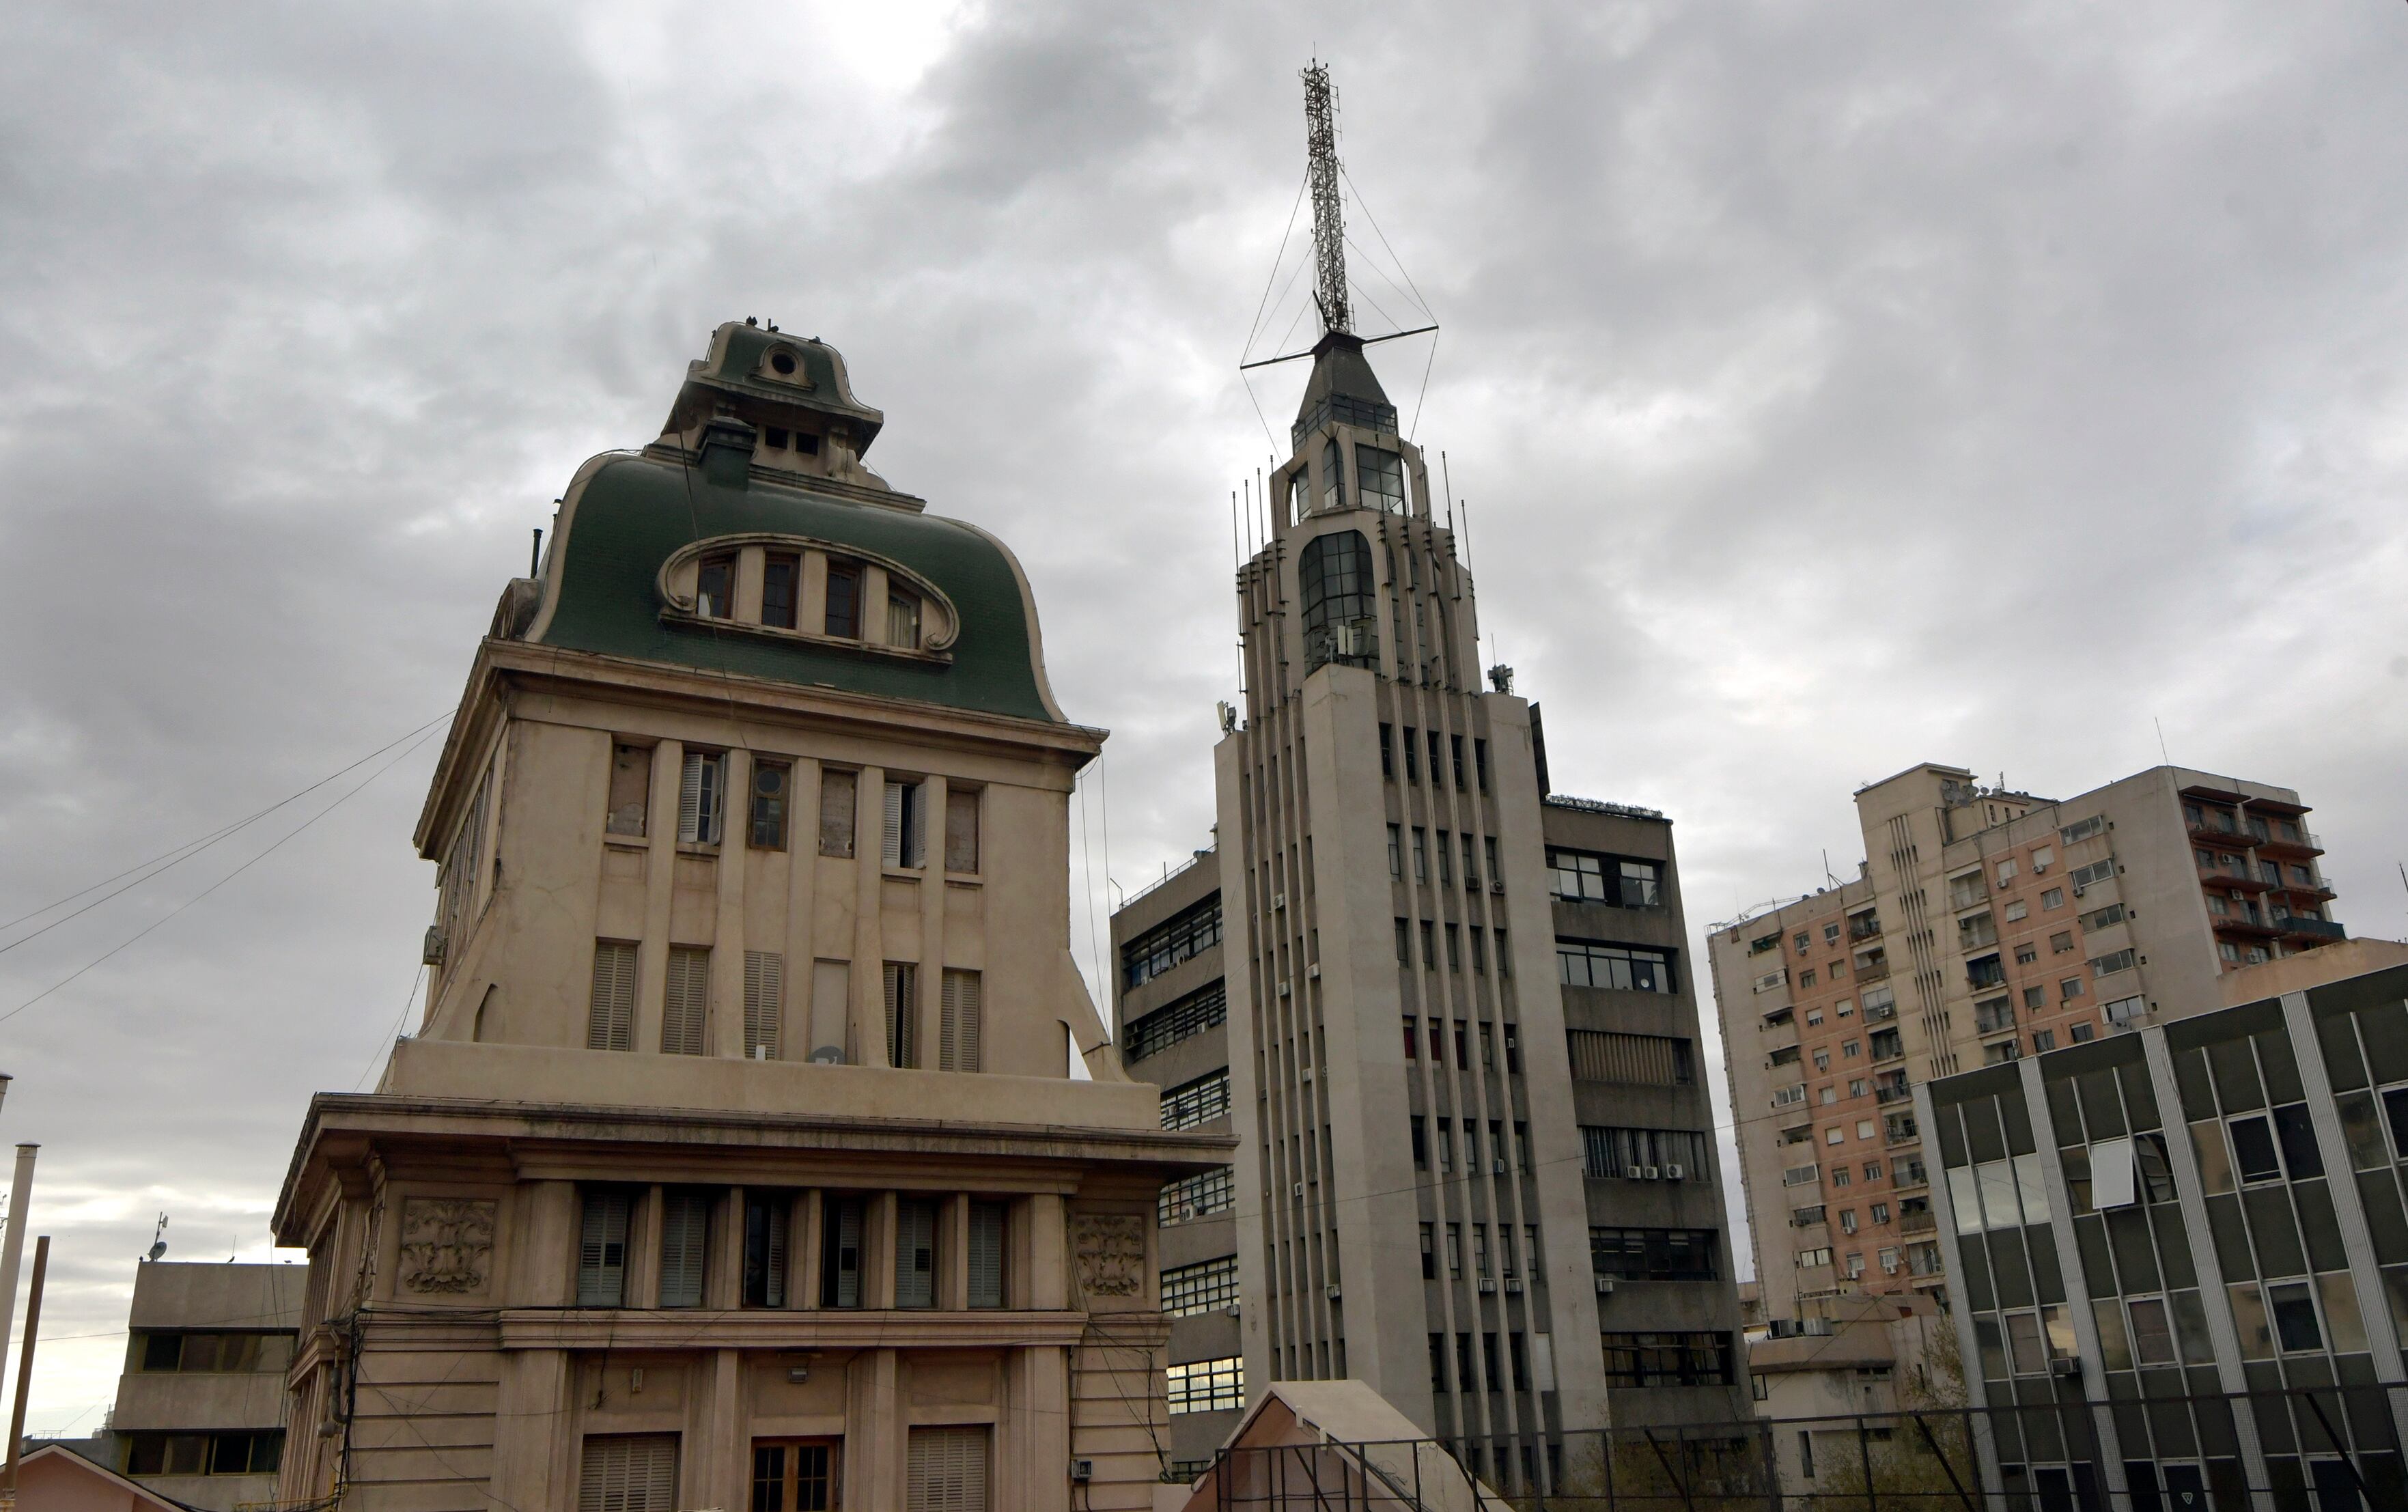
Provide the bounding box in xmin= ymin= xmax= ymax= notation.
xmin=1 ymin=1235 xmax=46 ymax=1492
xmin=0 ymin=1146 xmax=36 ymax=1396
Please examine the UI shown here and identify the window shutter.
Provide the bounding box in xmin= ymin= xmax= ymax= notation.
xmin=882 ymin=780 xmax=905 ymax=866
xmin=968 ymin=1201 xmax=1005 ymax=1308
xmin=678 ymin=753 xmax=706 ymax=842
xmin=577 ymin=1191 xmax=631 ymax=1306
xmin=944 ymin=789 xmax=979 ymax=873
xmin=662 ymin=949 xmax=710 ymax=1056
xmin=884 ymin=962 xmax=916 ymax=1068
xmin=658 ymin=1192 xmax=708 ymax=1308
xmin=825 ymin=1199 xmax=862 ymax=1308
xmin=588 ymin=942 xmax=636 ymax=1052
xmin=896 ymin=1200 xmax=937 ymax=1308
xmin=818 ymin=769 xmax=856 ymax=858
xmin=762 ymin=1201 xmax=788 ymax=1307
xmin=743 ymin=951 xmax=783 ymax=1060
xmin=578 ymin=1433 xmax=678 ymax=1512
xmin=940 ymin=970 xmax=981 ymax=1073
xmin=907 ymin=1425 xmax=989 ymax=1512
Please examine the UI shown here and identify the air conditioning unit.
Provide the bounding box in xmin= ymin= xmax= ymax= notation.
xmin=1594 ymin=1275 xmax=1615 ymax=1295
xmin=1278 ymin=981 xmax=1291 ymax=998
xmin=1664 ymin=1162 xmax=1686 ymax=1181
xmin=2230 ymin=890 xmax=2246 ymax=901
xmin=1225 ymin=1303 xmax=1242 ymax=1317
xmin=1307 ymin=963 xmax=1321 ymax=979
xmin=2072 ymin=884 xmax=2086 ymax=897
xmin=1492 ymin=1160 xmax=1507 ymax=1175
xmin=1626 ymin=1164 xmax=1646 ymax=1181
xmin=2049 ymin=1358 xmax=2081 ymax=1379
xmin=1489 ymin=880 xmax=1506 ymax=895
xmin=1645 ymin=1166 xmax=1661 ymax=1181
xmin=1325 ymin=1284 xmax=1341 ymax=1300
xmin=421 ymin=926 xmax=447 ymax=966
xmin=1272 ymin=891 xmax=1286 ymax=909
xmin=1292 ymin=1183 xmax=1304 ymax=1198
xmin=1478 ymin=1278 xmax=1498 ymax=1294
xmin=1504 ymin=1278 xmax=1524 ymax=1294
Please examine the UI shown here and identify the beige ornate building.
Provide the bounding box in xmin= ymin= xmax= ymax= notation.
xmin=269 ymin=321 xmax=1228 ymax=1511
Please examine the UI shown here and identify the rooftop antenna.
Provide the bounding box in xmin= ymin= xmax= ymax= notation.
xmin=1302 ymin=59 xmax=1351 ymax=337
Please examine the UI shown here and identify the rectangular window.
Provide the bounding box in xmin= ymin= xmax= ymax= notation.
xmin=905 ymin=1425 xmax=989 ymax=1511
xmin=886 ymin=589 xmax=923 ymax=649
xmin=750 ymin=1444 xmax=835 ymax=1512
xmin=1163 ymin=1255 xmax=1240 ymax=1316
xmin=606 ymin=743 xmax=652 ymax=838
xmin=884 ymin=962 xmax=918 ymax=1067
xmin=1121 ymin=895 xmax=1223 ymax=988
xmin=968 ymin=1201 xmax=1007 ymax=1308
xmin=1451 ymin=735 xmax=1466 ymax=789
xmin=1567 ymin=1031 xmax=1694 ymax=1086
xmin=662 ymin=947 xmax=710 ymax=1056
xmin=1420 ymin=919 xmax=1436 ymax=967
xmin=1446 ymin=923 xmax=1461 ymax=971
xmin=1427 ymin=730 xmax=1444 ymax=785
xmin=1395 ymin=918 xmax=1410 ymax=965
xmin=658 ymin=1190 xmax=709 ymax=1308
xmin=2060 ymin=814 xmax=2105 ymax=845
xmin=742 ymin=950 xmax=782 ymax=1061
xmin=1601 ymin=1332 xmax=1736 ymax=1387
xmin=749 ymin=760 xmax=789 ymax=849
xmin=1166 ymin=1358 xmax=1244 ymax=1414
xmin=1356 ymin=443 xmax=1406 ymax=512
xmin=742 ymin=1194 xmax=790 ymax=1308
xmin=577 ymin=1190 xmax=632 ymax=1306
xmin=883 ymin=779 xmax=924 ymax=867
xmin=1460 ymin=832 xmax=1479 ymax=890
xmin=1403 ymin=728 xmax=1419 ymax=782
xmin=695 ymin=552 xmax=736 ymax=619
xmin=1162 ymin=1071 xmax=1231 ymax=1130
xmin=820 ymin=1198 xmax=864 ymax=1307
xmin=1411 ymin=1115 xmax=1427 ymax=1167
xmin=895 ymin=1199 xmax=939 ymax=1308
xmin=1496 ymin=927 xmax=1511 ymax=976
xmin=1412 ymin=827 xmax=1428 ymax=882
xmin=1556 ymin=938 xmax=1676 ymax=994
xmin=1436 ymin=830 xmax=1453 ymax=884
xmin=1388 ymin=824 xmax=1403 ymax=878
xmin=1380 ymin=723 xmax=1394 ymax=779
xmin=760 ymin=551 xmax=800 ymax=628
xmin=588 ymin=941 xmax=638 ymax=1052
xmin=1474 ymin=738 xmax=1489 ymax=792
xmin=578 ymin=1433 xmax=678 ymax=1512
xmin=818 ymin=768 xmax=858 ymax=857
xmin=940 ymin=969 xmax=983 ymax=1072
xmin=1123 ymin=983 xmax=1227 ymax=1061
xmin=942 ymin=787 xmax=981 ymax=873
xmin=1580 ymin=1126 xmax=1713 ymax=1181
xmin=824 ymin=561 xmax=862 ymax=638
xmin=677 ymin=750 xmax=726 ymax=844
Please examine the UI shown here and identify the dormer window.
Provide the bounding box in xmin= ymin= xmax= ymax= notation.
xmin=886 ymin=588 xmax=922 ymax=650
xmin=761 ymin=552 xmax=799 ymax=629
xmin=696 ymin=552 xmax=736 ymax=619
xmin=770 ymin=349 xmax=798 ymax=376
xmin=824 ymin=561 xmax=863 ymax=638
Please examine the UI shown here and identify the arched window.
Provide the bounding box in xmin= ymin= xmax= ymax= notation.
xmin=1300 ymin=530 xmax=1378 ymax=673
xmin=1320 ymin=437 xmax=1344 ymax=512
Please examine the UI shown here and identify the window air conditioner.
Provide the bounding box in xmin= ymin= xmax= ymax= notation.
xmin=1645 ymin=1166 xmax=1661 ymax=1181
xmin=2071 ymin=885 xmax=2085 ymax=897
xmin=421 ymin=926 xmax=447 ymax=966
xmin=1664 ymin=1162 xmax=1685 ymax=1181
xmin=1504 ymin=1278 xmax=1524 ymax=1294
xmin=1325 ymin=1285 xmax=1341 ymax=1300
xmin=1272 ymin=892 xmax=1286 ymax=909
xmin=1626 ymin=1165 xmax=1646 ymax=1181
xmin=1478 ymin=1278 xmax=1498 ymax=1294
xmin=2230 ymin=890 xmax=2246 ymax=901
xmin=2049 ymin=1358 xmax=2081 ymax=1379
xmin=1307 ymin=963 xmax=1321 ymax=979
xmin=1278 ymin=981 xmax=1291 ymax=997
xmin=1292 ymin=1183 xmax=1305 ymax=1198
xmin=1490 ymin=880 xmax=1506 ymax=895
xmin=1595 ymin=1275 xmax=1615 ymax=1295
xmin=1492 ymin=1160 xmax=1507 ymax=1175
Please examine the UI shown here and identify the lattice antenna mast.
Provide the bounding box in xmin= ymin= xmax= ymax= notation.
xmin=1302 ymin=61 xmax=1352 ymax=336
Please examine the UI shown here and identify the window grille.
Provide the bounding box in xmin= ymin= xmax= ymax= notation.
xmin=1568 ymin=1030 xmax=1693 ymax=1085
xmin=578 ymin=1433 xmax=678 ymax=1512
xmin=1159 ymin=1166 xmax=1234 ymax=1224
xmin=1166 ymin=1356 xmax=1244 ymax=1414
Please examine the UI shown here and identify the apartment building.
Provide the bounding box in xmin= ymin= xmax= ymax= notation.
xmin=1714 ymin=762 xmax=2351 ymax=1331
xmin=103 ymin=1261 xmax=305 ymax=1512
xmin=1922 ymin=955 xmax=2408 ymax=1507
xmin=263 ymin=322 xmax=1227 ymax=1512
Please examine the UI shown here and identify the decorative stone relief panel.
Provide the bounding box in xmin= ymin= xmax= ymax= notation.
xmin=397 ymin=1197 xmax=496 ymax=1295
xmin=1072 ymin=1214 xmax=1146 ymax=1300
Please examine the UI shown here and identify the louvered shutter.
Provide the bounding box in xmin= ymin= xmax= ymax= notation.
xmin=906 ymin=1425 xmax=989 ymax=1512
xmin=940 ymin=970 xmax=981 ymax=1072
xmin=578 ymin=1433 xmax=677 ymax=1512
xmin=884 ymin=963 xmax=916 ymax=1068
xmin=968 ymin=1201 xmax=1005 ymax=1309
xmin=743 ymin=951 xmax=783 ymax=1061
xmin=677 ymin=753 xmax=706 ymax=842
xmin=658 ymin=1192 xmax=708 ymax=1308
xmin=576 ymin=1191 xmax=631 ymax=1306
xmin=895 ymin=1200 xmax=937 ymax=1308
xmin=825 ymin=1200 xmax=862 ymax=1308
xmin=882 ymin=780 xmax=905 ymax=866
xmin=662 ymin=948 xmax=710 ymax=1056
xmin=588 ymin=942 xmax=636 ymax=1052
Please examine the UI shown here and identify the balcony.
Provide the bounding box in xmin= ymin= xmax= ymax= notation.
xmin=2280 ymin=915 xmax=2347 ymax=942
xmin=2256 ymin=828 xmax=2324 ymax=859
xmin=1849 ymin=917 xmax=1882 ymax=942
xmin=1898 ymin=1211 xmax=1937 ymax=1236
xmin=2201 ymin=868 xmax=2272 ymax=894
xmin=1862 ymin=1000 xmax=1897 ymax=1024
xmin=2282 ymin=876 xmax=2338 ymax=901
xmin=1885 ymin=1125 xmax=1921 ymax=1149
xmin=1789 ymin=1205 xmax=1827 ymax=1227
xmin=1855 ymin=960 xmax=1890 ymax=983
xmin=1892 ymin=1168 xmax=1929 ymax=1192
xmin=2185 ymin=818 xmax=2251 ymax=849
xmin=1874 ymin=1081 xmax=1914 ymax=1106
xmin=2213 ymin=913 xmax=2281 ymax=940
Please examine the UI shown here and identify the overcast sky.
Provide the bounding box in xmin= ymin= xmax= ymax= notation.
xmin=3 ymin=0 xmax=2406 ymax=1431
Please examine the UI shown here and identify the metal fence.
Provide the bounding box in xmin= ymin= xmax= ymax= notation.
xmin=1182 ymin=1384 xmax=2408 ymax=1511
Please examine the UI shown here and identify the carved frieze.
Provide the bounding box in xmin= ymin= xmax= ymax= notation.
xmin=397 ymin=1197 xmax=496 ymax=1295
xmin=1072 ymin=1214 xmax=1146 ymax=1299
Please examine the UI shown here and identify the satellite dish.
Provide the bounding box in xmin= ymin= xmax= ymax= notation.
xmin=144 ymin=1212 xmax=169 ymax=1262
xmin=147 ymin=1241 xmax=167 ymax=1261
xmin=809 ymin=1046 xmax=844 ymax=1065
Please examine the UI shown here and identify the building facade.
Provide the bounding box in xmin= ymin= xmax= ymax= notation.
xmin=101 ymin=1261 xmax=305 ymax=1512
xmin=1923 ymin=956 xmax=2408 ymax=1509
xmin=1712 ymin=762 xmax=2351 ymax=1330
xmin=268 ymin=323 xmax=1227 ymax=1512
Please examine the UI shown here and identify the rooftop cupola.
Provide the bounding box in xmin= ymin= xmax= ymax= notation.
xmin=1291 ymin=329 xmax=1398 ymax=449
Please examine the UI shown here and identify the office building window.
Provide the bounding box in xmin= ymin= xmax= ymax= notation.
xmin=1167 ymin=1357 xmax=1244 ymax=1414
xmin=658 ymin=1190 xmax=709 ymax=1308
xmin=1601 ymin=1332 xmax=1735 ymax=1387
xmin=742 ymin=1194 xmax=790 ymax=1308
xmin=820 ymin=1198 xmax=864 ymax=1308
xmin=1164 ymin=1255 xmax=1240 ymax=1317
xmin=577 ymin=1190 xmax=633 ymax=1306
xmin=968 ymin=1201 xmax=1007 ymax=1308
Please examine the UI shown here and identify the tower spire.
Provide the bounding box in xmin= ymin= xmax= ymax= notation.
xmin=1302 ymin=60 xmax=1350 ymax=336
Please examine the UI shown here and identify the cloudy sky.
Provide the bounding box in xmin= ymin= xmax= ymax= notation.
xmin=3 ymin=0 xmax=2406 ymax=1431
